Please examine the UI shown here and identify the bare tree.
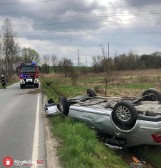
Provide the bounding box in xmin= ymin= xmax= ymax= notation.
xmin=41 ymin=55 xmax=51 ymax=74
xmin=1 ymin=18 xmax=19 ymax=77
xmin=58 ymin=57 xmax=73 ymax=77
xmin=92 ymin=56 xmax=103 ymax=72
xmin=100 ymin=44 xmax=114 ymax=96
xmin=41 ymin=54 xmax=51 ymax=65
xmin=70 ymin=67 xmax=79 ymax=85
xmin=51 ymin=54 xmax=57 ymax=72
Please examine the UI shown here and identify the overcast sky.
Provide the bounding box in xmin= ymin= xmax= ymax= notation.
xmin=0 ymin=0 xmax=161 ymax=66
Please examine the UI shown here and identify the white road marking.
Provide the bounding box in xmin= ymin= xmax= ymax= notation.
xmin=32 ymin=93 xmax=40 ymax=167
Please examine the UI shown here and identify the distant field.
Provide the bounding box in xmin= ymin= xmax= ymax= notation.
xmin=41 ymin=69 xmax=161 ymax=98
xmin=41 ymin=69 xmax=161 ymax=168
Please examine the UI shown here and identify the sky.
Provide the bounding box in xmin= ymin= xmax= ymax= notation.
xmin=0 ymin=0 xmax=161 ymax=66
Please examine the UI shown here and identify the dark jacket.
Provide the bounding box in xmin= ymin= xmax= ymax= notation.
xmin=1 ymin=76 xmax=5 ymax=83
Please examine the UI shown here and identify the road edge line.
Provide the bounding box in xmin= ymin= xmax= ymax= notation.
xmin=31 ymin=93 xmax=40 ymax=167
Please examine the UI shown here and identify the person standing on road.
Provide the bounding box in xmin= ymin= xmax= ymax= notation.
xmin=1 ymin=74 xmax=6 ymax=88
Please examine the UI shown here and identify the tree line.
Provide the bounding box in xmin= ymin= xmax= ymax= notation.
xmin=92 ymin=51 xmax=161 ymax=72
xmin=41 ymin=50 xmax=161 ymax=77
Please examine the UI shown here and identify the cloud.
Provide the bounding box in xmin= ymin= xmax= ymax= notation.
xmin=125 ymin=0 xmax=161 ymax=7
xmin=0 ymin=0 xmax=161 ymax=65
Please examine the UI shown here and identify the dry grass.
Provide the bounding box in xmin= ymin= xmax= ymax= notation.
xmin=79 ymin=69 xmax=161 ymax=78
xmin=9 ymin=74 xmax=19 ymax=83
xmin=40 ymin=73 xmax=64 ymax=79
xmin=42 ymin=69 xmax=161 ymax=98
xmin=117 ymin=69 xmax=161 ymax=77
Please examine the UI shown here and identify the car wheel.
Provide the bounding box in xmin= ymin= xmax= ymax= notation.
xmin=58 ymin=96 xmax=69 ymax=116
xmin=35 ymin=84 xmax=39 ymax=88
xmin=87 ymin=88 xmax=96 ymax=97
xmin=142 ymin=89 xmax=161 ymax=101
xmin=111 ymin=101 xmax=137 ymax=131
xmin=20 ymin=84 xmax=24 ymax=89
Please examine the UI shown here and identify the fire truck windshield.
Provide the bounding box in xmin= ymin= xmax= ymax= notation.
xmin=21 ymin=66 xmax=36 ymax=73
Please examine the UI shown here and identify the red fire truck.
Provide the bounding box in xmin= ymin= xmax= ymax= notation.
xmin=18 ymin=62 xmax=39 ymax=89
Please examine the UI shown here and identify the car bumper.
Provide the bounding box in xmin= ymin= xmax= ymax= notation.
xmin=20 ymin=78 xmax=39 ymax=84
xmin=44 ymin=104 xmax=60 ymax=115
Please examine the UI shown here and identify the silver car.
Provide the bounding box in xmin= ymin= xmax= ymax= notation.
xmin=44 ymin=88 xmax=161 ymax=147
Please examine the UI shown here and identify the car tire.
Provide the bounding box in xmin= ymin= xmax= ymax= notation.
xmin=87 ymin=88 xmax=96 ymax=97
xmin=142 ymin=89 xmax=161 ymax=101
xmin=20 ymin=84 xmax=24 ymax=89
xmin=58 ymin=96 xmax=69 ymax=116
xmin=111 ymin=101 xmax=137 ymax=131
xmin=35 ymin=84 xmax=39 ymax=88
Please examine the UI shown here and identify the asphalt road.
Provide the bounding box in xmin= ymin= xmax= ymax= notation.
xmin=0 ymin=83 xmax=46 ymax=168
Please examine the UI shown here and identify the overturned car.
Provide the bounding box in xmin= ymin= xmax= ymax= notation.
xmin=44 ymin=88 xmax=161 ymax=147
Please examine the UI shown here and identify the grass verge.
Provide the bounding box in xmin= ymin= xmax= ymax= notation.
xmin=50 ymin=115 xmax=127 ymax=168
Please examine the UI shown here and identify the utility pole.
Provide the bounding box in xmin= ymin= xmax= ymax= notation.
xmin=78 ymin=49 xmax=80 ymax=67
xmin=86 ymin=58 xmax=87 ymax=67
xmin=115 ymin=50 xmax=117 ymax=57
xmin=108 ymin=42 xmax=109 ymax=59
xmin=105 ymin=42 xmax=110 ymax=97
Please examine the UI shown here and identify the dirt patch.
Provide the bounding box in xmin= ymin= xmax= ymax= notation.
xmin=16 ymin=89 xmax=41 ymax=95
xmin=26 ymin=88 xmax=41 ymax=94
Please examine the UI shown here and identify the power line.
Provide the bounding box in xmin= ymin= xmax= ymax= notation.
xmin=0 ymin=2 xmax=160 ymax=38
xmin=0 ymin=0 xmax=158 ymax=9
xmin=19 ymin=17 xmax=161 ymax=26
xmin=26 ymin=11 xmax=161 ymax=21
xmin=8 ymin=15 xmax=161 ymax=37
xmin=1 ymin=0 xmax=161 ymax=26
xmin=0 ymin=6 xmax=161 ymax=16
xmin=0 ymin=9 xmax=161 ymax=28
xmin=0 ymin=12 xmax=160 ymax=29
xmin=0 ymin=0 xmax=161 ymax=16
xmin=10 ymin=31 xmax=161 ymax=38
xmin=33 ymin=18 xmax=161 ymax=25
xmin=3 ymin=30 xmax=161 ymax=39
xmin=0 ymin=15 xmax=160 ymax=34
xmin=0 ymin=0 xmax=70 ymax=5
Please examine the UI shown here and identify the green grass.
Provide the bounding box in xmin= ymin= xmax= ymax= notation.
xmin=42 ymin=77 xmax=89 ymax=99
xmin=136 ymin=146 xmax=161 ymax=167
xmin=50 ymin=115 xmax=128 ymax=168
